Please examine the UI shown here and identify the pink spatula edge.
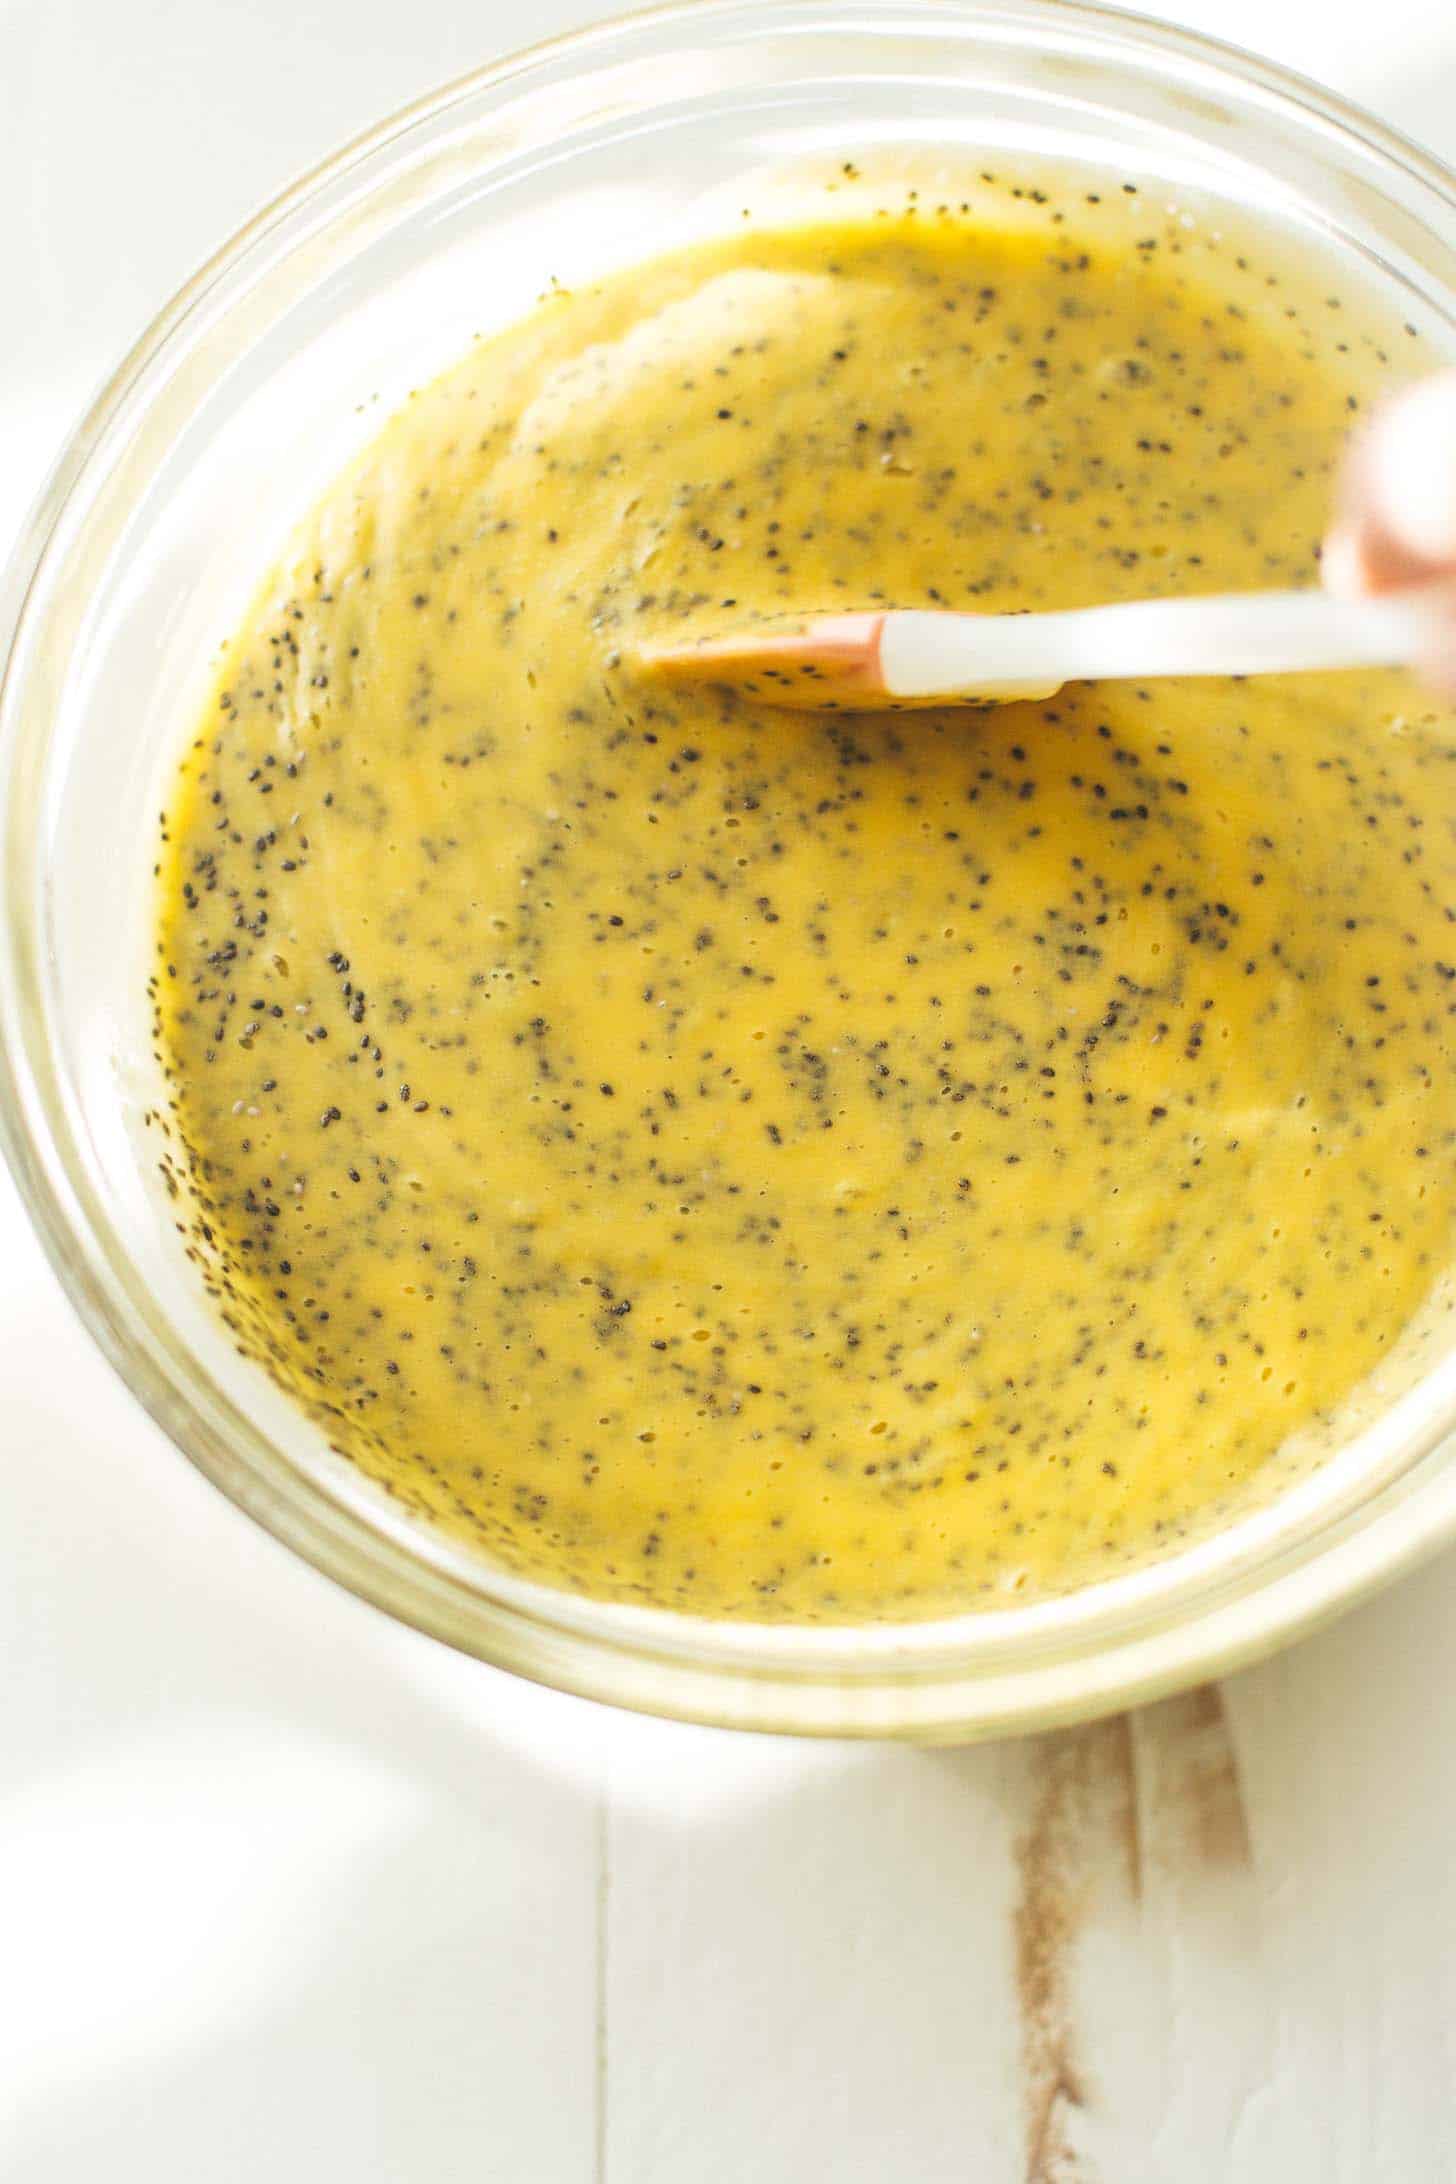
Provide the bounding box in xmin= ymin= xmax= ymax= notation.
xmin=633 ymin=590 xmax=1436 ymax=711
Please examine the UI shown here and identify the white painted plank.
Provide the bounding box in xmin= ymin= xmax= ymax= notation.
xmin=602 ymin=1729 xmax=1023 ymax=2184
xmin=1225 ymin=1562 xmax=1456 ymax=2184
xmin=0 ymin=1164 xmax=604 ymax=2184
xmin=601 ymin=1603 xmax=1456 ymax=2184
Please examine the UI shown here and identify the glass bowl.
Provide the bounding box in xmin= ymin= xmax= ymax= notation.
xmin=5 ymin=0 xmax=1456 ymax=1740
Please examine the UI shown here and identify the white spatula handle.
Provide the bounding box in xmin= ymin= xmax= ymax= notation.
xmin=881 ymin=591 xmax=1431 ymax=699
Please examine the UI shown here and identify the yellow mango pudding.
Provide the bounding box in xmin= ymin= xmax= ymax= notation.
xmin=151 ymin=180 xmax=1456 ymax=1622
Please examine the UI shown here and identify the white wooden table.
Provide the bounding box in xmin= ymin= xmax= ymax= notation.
xmin=4 ymin=2 xmax=1456 ymax=2176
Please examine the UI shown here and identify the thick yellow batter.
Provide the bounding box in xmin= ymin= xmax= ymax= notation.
xmin=152 ymin=182 xmax=1456 ymax=1618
